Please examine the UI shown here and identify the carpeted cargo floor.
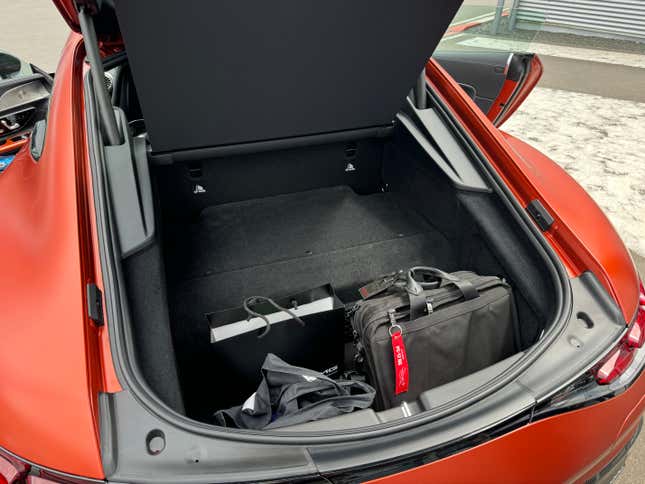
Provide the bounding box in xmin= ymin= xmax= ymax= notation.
xmin=163 ymin=186 xmax=456 ymax=418
xmin=165 ymin=186 xmax=456 ymax=314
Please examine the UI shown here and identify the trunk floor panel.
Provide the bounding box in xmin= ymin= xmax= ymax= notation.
xmin=162 ymin=186 xmax=456 ymax=419
xmin=165 ymin=186 xmax=456 ymax=311
xmin=167 ymin=186 xmax=433 ymax=279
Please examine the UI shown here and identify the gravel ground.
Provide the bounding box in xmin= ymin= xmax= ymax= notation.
xmin=503 ymin=87 xmax=645 ymax=258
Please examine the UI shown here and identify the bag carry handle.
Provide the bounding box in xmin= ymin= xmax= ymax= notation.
xmin=405 ymin=267 xmax=479 ymax=319
xmin=243 ymin=296 xmax=306 ymax=339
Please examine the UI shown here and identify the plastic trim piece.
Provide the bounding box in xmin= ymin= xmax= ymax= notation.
xmin=397 ymin=97 xmax=490 ymax=192
xmin=0 ymin=78 xmax=50 ymax=118
xmin=29 ymin=119 xmax=47 ymax=161
xmin=527 ymin=199 xmax=555 ymax=232
xmin=150 ymin=125 xmax=394 ymax=165
xmin=86 ymin=283 xmax=104 ymax=326
xmin=103 ymin=109 xmax=155 ymax=258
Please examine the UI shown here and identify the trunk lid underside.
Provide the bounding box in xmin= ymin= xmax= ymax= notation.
xmin=55 ymin=0 xmax=463 ymax=152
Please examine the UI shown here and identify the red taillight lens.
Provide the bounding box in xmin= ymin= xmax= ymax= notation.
xmin=626 ymin=304 xmax=645 ymax=348
xmin=0 ymin=452 xmax=85 ymax=484
xmin=596 ymin=281 xmax=645 ymax=385
xmin=596 ymin=345 xmax=635 ymax=384
xmin=0 ymin=454 xmax=28 ymax=484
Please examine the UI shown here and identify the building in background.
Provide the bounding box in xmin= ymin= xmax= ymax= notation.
xmin=509 ymin=0 xmax=645 ymax=42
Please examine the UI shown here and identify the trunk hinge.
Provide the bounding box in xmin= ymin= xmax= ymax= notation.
xmin=87 ymin=283 xmax=104 ymax=326
xmin=527 ymin=199 xmax=555 ymax=231
xmin=76 ymin=1 xmax=122 ymax=146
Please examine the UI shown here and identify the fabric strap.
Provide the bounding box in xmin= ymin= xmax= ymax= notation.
xmin=405 ymin=267 xmax=479 ymax=319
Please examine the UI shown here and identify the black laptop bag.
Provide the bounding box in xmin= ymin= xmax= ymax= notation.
xmin=351 ymin=267 xmax=519 ymax=410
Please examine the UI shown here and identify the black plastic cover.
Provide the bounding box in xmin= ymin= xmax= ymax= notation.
xmin=112 ymin=0 xmax=463 ymax=153
xmin=104 ymin=110 xmax=155 ymax=257
xmin=527 ymin=199 xmax=555 ymax=231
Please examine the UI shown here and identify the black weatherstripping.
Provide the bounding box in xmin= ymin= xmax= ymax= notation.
xmin=112 ymin=0 xmax=463 ymax=152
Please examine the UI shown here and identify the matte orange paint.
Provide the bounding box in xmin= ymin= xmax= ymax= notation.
xmin=426 ymin=59 xmax=639 ymax=323
xmin=0 ymin=34 xmax=105 ymax=479
xmin=371 ymin=367 xmax=645 ymax=483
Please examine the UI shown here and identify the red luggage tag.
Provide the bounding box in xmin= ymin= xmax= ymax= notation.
xmin=358 ymin=271 xmax=402 ymax=299
xmin=388 ymin=310 xmax=409 ymax=395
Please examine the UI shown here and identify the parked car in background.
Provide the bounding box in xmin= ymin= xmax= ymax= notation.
xmin=1 ymin=1 xmax=643 ymax=483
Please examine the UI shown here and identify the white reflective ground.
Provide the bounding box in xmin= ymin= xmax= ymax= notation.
xmin=504 ymin=87 xmax=645 ymax=258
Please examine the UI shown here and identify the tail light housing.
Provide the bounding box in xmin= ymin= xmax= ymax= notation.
xmin=596 ymin=281 xmax=645 ymax=385
xmin=0 ymin=453 xmax=28 ymax=484
xmin=0 ymin=450 xmax=90 ymax=484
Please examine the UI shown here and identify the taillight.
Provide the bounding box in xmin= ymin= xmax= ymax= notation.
xmin=596 ymin=345 xmax=635 ymax=385
xmin=0 ymin=451 xmax=91 ymax=484
xmin=596 ymin=281 xmax=645 ymax=385
xmin=0 ymin=454 xmax=28 ymax=484
xmin=626 ymin=303 xmax=645 ymax=348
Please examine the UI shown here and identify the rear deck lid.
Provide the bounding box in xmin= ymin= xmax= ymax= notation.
xmin=54 ymin=0 xmax=463 ymax=153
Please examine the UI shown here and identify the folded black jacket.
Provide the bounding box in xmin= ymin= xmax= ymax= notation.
xmin=213 ymin=353 xmax=375 ymax=430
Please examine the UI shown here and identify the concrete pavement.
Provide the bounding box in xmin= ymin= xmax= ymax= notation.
xmin=539 ymin=55 xmax=645 ymax=103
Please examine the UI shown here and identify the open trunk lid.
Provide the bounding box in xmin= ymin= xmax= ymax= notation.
xmin=52 ymin=0 xmax=463 ymax=153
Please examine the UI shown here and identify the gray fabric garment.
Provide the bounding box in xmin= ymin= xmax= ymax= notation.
xmin=213 ymin=353 xmax=375 ymax=430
